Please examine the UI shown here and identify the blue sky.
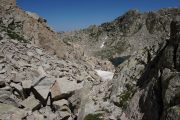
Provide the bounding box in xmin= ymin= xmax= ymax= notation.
xmin=17 ymin=0 xmax=180 ymax=31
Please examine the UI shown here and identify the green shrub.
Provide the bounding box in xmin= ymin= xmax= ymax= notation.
xmin=7 ymin=29 xmax=28 ymax=43
xmin=84 ymin=113 xmax=103 ymax=120
xmin=117 ymin=84 xmax=136 ymax=109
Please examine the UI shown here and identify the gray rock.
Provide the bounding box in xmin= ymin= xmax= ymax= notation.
xmin=53 ymin=99 xmax=69 ymax=108
xmin=21 ymin=95 xmax=40 ymax=111
xmin=50 ymin=77 xmax=83 ymax=100
xmin=33 ymin=77 xmax=54 ymax=101
xmin=0 ymin=103 xmax=19 ymax=113
xmin=11 ymin=109 xmax=27 ymax=120
xmin=10 ymin=83 xmax=22 ymax=92
xmin=22 ymin=80 xmax=32 ymax=89
xmin=0 ymin=81 xmax=5 ymax=88
xmin=60 ymin=111 xmax=71 ymax=119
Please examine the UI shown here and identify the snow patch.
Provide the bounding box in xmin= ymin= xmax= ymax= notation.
xmin=100 ymin=36 xmax=108 ymax=48
xmin=95 ymin=70 xmax=114 ymax=81
xmin=100 ymin=41 xmax=105 ymax=48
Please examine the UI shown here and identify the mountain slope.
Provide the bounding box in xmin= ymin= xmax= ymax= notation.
xmin=0 ymin=1 xmax=112 ymax=119
xmin=109 ymin=17 xmax=180 ymax=120
xmin=1 ymin=0 xmax=180 ymax=120
xmin=59 ymin=8 xmax=180 ymax=60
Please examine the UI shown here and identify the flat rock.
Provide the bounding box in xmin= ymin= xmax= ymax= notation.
xmin=51 ymin=77 xmax=83 ymax=100
xmin=11 ymin=109 xmax=27 ymax=120
xmin=21 ymin=95 xmax=40 ymax=111
xmin=0 ymin=103 xmax=19 ymax=113
xmin=22 ymin=80 xmax=32 ymax=89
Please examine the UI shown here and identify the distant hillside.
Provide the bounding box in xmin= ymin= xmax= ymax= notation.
xmin=59 ymin=8 xmax=180 ymax=59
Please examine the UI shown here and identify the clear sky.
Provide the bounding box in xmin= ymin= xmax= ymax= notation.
xmin=16 ymin=0 xmax=180 ymax=32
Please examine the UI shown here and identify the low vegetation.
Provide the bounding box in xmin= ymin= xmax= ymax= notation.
xmin=84 ymin=113 xmax=103 ymax=120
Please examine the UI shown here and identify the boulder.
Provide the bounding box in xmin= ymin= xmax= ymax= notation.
xmin=32 ymin=76 xmax=54 ymax=103
xmin=21 ymin=95 xmax=40 ymax=111
xmin=50 ymin=77 xmax=83 ymax=100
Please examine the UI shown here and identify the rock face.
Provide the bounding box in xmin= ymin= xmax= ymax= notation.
xmin=108 ymin=17 xmax=180 ymax=120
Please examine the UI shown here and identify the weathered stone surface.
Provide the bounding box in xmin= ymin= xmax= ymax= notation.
xmin=32 ymin=77 xmax=54 ymax=102
xmin=0 ymin=103 xmax=19 ymax=113
xmin=22 ymin=80 xmax=32 ymax=89
xmin=21 ymin=95 xmax=40 ymax=111
xmin=10 ymin=83 xmax=22 ymax=92
xmin=11 ymin=109 xmax=27 ymax=120
xmin=51 ymin=77 xmax=83 ymax=100
xmin=0 ymin=91 xmax=21 ymax=107
xmin=53 ymin=99 xmax=69 ymax=108
xmin=26 ymin=111 xmax=44 ymax=120
xmin=0 ymin=80 xmax=6 ymax=88
xmin=60 ymin=111 xmax=71 ymax=119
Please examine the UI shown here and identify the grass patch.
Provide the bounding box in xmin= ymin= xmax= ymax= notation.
xmin=116 ymin=84 xmax=136 ymax=109
xmin=84 ymin=113 xmax=103 ymax=120
xmin=0 ymin=20 xmax=29 ymax=43
xmin=7 ymin=29 xmax=28 ymax=43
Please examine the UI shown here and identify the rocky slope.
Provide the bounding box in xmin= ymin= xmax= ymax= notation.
xmin=1 ymin=0 xmax=65 ymax=56
xmin=0 ymin=34 xmax=101 ymax=120
xmin=0 ymin=0 xmax=180 ymax=120
xmin=0 ymin=0 xmax=115 ymax=120
xmin=58 ymin=7 xmax=180 ymax=120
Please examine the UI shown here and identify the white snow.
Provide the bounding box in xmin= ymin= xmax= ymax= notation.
xmin=95 ymin=70 xmax=114 ymax=81
xmin=100 ymin=41 xmax=105 ymax=48
xmin=100 ymin=36 xmax=108 ymax=48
